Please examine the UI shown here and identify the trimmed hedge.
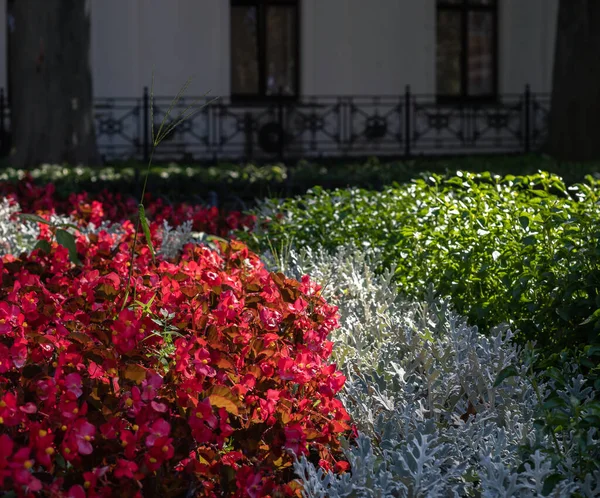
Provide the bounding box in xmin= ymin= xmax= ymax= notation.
xmin=1 ymin=155 xmax=600 ymax=208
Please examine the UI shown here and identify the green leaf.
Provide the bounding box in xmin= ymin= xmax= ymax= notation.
xmin=139 ymin=204 xmax=156 ymax=263
xmin=55 ymin=229 xmax=81 ymax=265
xmin=543 ymin=397 xmax=567 ymax=411
xmin=19 ymin=213 xmax=52 ymax=226
xmin=206 ymin=235 xmax=228 ymax=244
xmin=518 ymin=214 xmax=530 ymax=229
xmin=54 ymin=453 xmax=67 ymax=469
xmin=585 ymin=345 xmax=600 ymax=357
xmin=33 ymin=239 xmax=52 ymax=254
xmin=493 ymin=365 xmax=519 ymax=387
xmin=583 ymin=414 xmax=600 ymax=426
xmin=580 ymin=308 xmax=600 ymax=326
xmin=56 ymin=221 xmax=80 ymax=231
xmin=541 ymin=474 xmax=563 ymax=496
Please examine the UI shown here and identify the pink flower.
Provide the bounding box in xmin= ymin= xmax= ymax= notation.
xmin=189 ymin=399 xmax=218 ymax=444
xmin=140 ymin=372 xmax=163 ymax=401
xmin=193 ymin=348 xmax=216 ymax=377
xmin=10 ymin=338 xmax=28 ymax=369
xmin=284 ymin=423 xmax=307 ymax=455
xmin=0 ymin=302 xmax=23 ymax=334
xmin=114 ymin=459 xmax=138 ymax=479
xmin=0 ymin=434 xmax=14 ymax=469
xmin=8 ymin=447 xmax=42 ymax=492
xmin=259 ymin=306 xmax=283 ymax=330
xmin=66 ymin=485 xmax=86 ymax=498
xmin=73 ymin=418 xmax=96 ymax=455
xmin=236 ymin=467 xmax=266 ymax=498
xmin=214 ymin=290 xmax=242 ymax=324
xmin=64 ymin=372 xmax=83 ymax=399
xmin=145 ymin=419 xmax=170 ymax=447
xmin=0 ymin=344 xmax=11 ymax=373
xmin=119 ymin=430 xmax=138 ymax=460
xmin=122 ymin=386 xmax=144 ymax=416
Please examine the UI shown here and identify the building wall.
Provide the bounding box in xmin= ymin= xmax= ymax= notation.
xmin=303 ymin=0 xmax=559 ymax=97
xmin=90 ymin=0 xmax=228 ymax=98
xmin=91 ymin=0 xmax=141 ymax=97
xmin=0 ymin=0 xmax=559 ymax=98
xmin=303 ymin=0 xmax=435 ymax=95
xmin=499 ymin=0 xmax=558 ymax=94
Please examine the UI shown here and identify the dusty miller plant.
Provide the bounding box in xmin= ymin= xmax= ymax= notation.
xmin=0 ymin=197 xmax=124 ymax=258
xmin=0 ymin=198 xmax=40 ymax=257
xmin=158 ymin=219 xmax=195 ymax=260
xmin=272 ymin=245 xmax=598 ymax=497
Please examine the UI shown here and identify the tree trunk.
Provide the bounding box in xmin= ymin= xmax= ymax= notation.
xmin=545 ymin=0 xmax=600 ymax=161
xmin=8 ymin=0 xmax=101 ymax=167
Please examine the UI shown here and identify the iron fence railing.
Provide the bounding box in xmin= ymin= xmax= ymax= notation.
xmin=0 ymin=85 xmax=550 ymax=163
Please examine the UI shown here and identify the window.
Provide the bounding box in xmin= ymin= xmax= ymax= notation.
xmin=230 ymin=0 xmax=299 ymax=100
xmin=436 ymin=0 xmax=498 ymax=101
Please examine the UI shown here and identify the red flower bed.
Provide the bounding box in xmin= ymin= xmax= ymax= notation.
xmin=0 ymin=183 xmax=352 ymax=497
xmin=0 ymin=175 xmax=256 ymax=237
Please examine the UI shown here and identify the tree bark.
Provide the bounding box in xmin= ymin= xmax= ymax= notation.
xmin=545 ymin=0 xmax=600 ymax=161
xmin=8 ymin=0 xmax=101 ymax=167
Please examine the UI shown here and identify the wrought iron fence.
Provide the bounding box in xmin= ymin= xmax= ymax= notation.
xmin=0 ymin=85 xmax=550 ymax=163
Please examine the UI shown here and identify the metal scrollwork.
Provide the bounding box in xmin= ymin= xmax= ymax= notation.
xmin=364 ymin=116 xmax=388 ymax=140
xmin=0 ymin=88 xmax=551 ymax=162
xmin=258 ymin=122 xmax=285 ymax=154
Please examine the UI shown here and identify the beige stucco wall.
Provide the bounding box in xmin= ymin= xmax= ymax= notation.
xmin=302 ymin=0 xmax=436 ymax=95
xmin=499 ymin=0 xmax=558 ymax=94
xmin=90 ymin=0 xmax=228 ymax=98
xmin=0 ymin=0 xmax=559 ymax=98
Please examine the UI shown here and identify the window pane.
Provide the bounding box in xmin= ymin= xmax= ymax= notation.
xmin=265 ymin=5 xmax=297 ymax=96
xmin=231 ymin=6 xmax=259 ymax=94
xmin=436 ymin=10 xmax=462 ymax=95
xmin=467 ymin=11 xmax=494 ymax=95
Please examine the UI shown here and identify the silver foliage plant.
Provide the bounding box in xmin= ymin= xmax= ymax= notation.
xmin=157 ymin=220 xmax=225 ymax=260
xmin=0 ymin=198 xmax=206 ymax=262
xmin=0 ymin=196 xmax=125 ymax=258
xmin=268 ymin=245 xmax=598 ymax=497
xmin=0 ymin=198 xmax=40 ymax=257
xmin=158 ymin=219 xmax=195 ymax=260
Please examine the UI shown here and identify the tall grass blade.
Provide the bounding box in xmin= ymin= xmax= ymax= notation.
xmin=138 ymin=204 xmax=155 ymax=263
xmin=120 ymin=73 xmax=219 ymax=311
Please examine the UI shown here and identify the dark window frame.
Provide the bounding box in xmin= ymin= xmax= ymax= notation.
xmin=230 ymin=0 xmax=300 ymax=103
xmin=436 ymin=0 xmax=499 ymax=104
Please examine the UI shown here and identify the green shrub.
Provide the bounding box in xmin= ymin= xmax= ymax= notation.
xmin=246 ymin=171 xmax=600 ymax=354
xmin=2 ymin=155 xmax=600 ymax=208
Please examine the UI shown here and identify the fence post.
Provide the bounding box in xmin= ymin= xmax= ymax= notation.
xmin=0 ymin=88 xmax=5 ymax=157
xmin=404 ymin=85 xmax=411 ymax=157
xmin=136 ymin=86 xmax=150 ymax=195
xmin=524 ymin=84 xmax=531 ymax=154
xmin=142 ymin=86 xmax=150 ymax=162
xmin=244 ymin=112 xmax=254 ymax=161
xmin=277 ymin=86 xmax=284 ymax=161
